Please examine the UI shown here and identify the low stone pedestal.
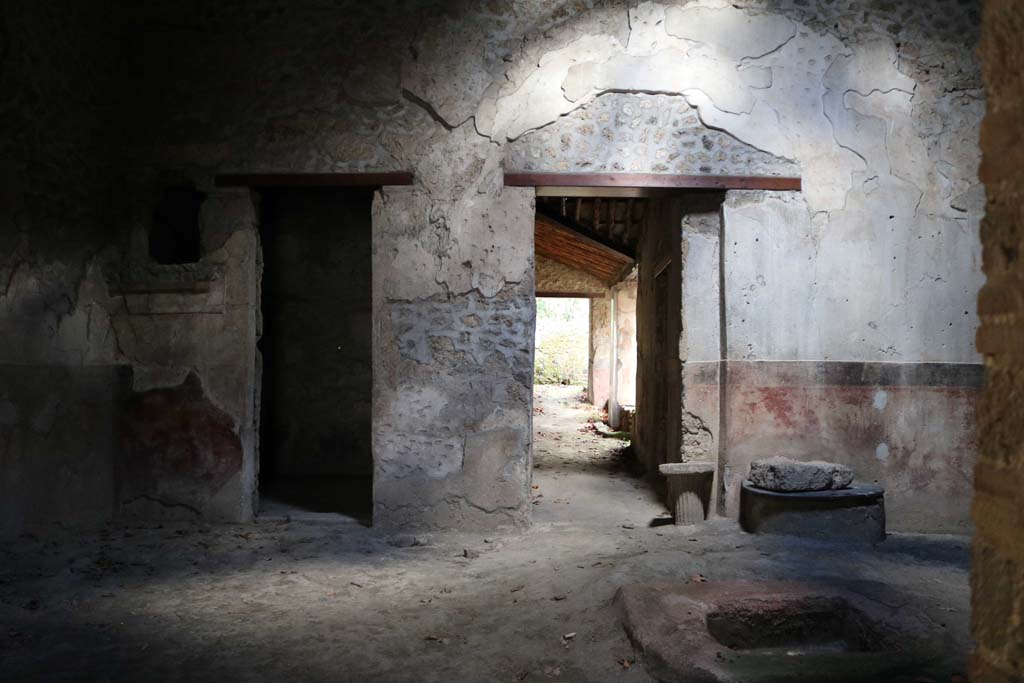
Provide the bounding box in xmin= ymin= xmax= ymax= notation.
xmin=740 ymin=481 xmax=886 ymax=542
xmin=658 ymin=462 xmax=715 ymax=525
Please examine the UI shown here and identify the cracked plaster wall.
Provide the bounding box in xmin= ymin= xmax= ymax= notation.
xmin=0 ymin=1 xmax=126 ymax=537
xmin=3 ymin=0 xmax=986 ymax=531
xmin=493 ymin=1 xmax=984 ymax=365
xmin=118 ymin=0 xmax=986 ymax=531
xmin=372 ymin=187 xmax=535 ymax=529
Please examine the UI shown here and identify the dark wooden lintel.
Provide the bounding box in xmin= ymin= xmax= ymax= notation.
xmin=536 ymin=291 xmax=606 ymax=298
xmin=214 ymin=172 xmax=414 ymax=188
xmin=507 ymin=172 xmax=801 ymax=192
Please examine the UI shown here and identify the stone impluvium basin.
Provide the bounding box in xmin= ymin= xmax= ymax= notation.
xmin=617 ymin=581 xmax=946 ymax=683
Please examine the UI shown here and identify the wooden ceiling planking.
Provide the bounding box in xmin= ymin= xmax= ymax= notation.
xmin=537 ymin=197 xmax=645 ymax=255
xmin=535 ymin=213 xmax=634 ymax=285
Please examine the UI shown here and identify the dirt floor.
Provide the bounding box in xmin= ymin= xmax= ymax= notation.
xmin=0 ymin=385 xmax=970 ymax=682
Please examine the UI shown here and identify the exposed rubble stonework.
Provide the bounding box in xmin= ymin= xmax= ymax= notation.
xmin=1 ymin=0 xmax=985 ymax=533
xmin=372 ymin=187 xmax=535 ymax=529
xmin=507 ymin=93 xmax=797 ymax=176
xmin=972 ymin=0 xmax=1024 ymax=679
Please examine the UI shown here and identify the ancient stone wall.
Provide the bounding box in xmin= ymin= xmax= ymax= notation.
xmin=1 ymin=0 xmax=987 ymax=532
xmin=497 ymin=2 xmax=984 ymax=531
xmin=972 ymin=0 xmax=1024 ymax=678
xmin=371 ymin=187 xmax=534 ymax=528
xmin=679 ymin=196 xmax=725 ymax=510
xmin=0 ymin=1 xmax=124 ymax=536
xmin=112 ymin=189 xmax=262 ymax=522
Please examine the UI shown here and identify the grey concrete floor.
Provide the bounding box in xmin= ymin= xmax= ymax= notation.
xmin=0 ymin=386 xmax=970 ymax=681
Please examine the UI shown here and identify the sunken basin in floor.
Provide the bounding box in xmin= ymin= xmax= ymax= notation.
xmin=617 ymin=580 xmax=948 ymax=683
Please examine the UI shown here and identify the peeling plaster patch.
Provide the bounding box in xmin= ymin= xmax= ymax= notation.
xmin=374 ymin=188 xmax=533 ymax=301
xmin=873 ymin=390 xmax=889 ymax=411
xmin=477 ymin=33 xmax=627 ymax=139
xmin=573 ymin=50 xmax=771 ymax=115
xmin=663 ymin=6 xmax=797 ymax=62
xmin=876 ymin=442 xmax=890 ymax=462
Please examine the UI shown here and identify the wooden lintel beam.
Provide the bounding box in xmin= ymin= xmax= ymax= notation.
xmin=215 ymin=172 xmax=414 ymax=188
xmin=536 ymin=291 xmax=606 ymax=298
xmin=507 ymin=172 xmax=801 ymax=192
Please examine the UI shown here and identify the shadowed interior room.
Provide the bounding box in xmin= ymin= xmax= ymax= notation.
xmin=1 ymin=1 xmax=1023 ymax=680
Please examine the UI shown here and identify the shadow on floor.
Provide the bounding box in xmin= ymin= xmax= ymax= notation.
xmin=259 ymin=475 xmax=372 ymax=525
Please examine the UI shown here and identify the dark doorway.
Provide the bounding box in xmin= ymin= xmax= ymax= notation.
xmin=258 ymin=188 xmax=373 ymax=523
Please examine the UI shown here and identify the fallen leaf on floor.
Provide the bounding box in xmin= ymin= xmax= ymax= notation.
xmin=561 ymin=632 xmax=576 ymax=641
xmin=511 ymin=584 xmax=525 ymax=593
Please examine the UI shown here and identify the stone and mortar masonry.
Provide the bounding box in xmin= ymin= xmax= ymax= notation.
xmin=1 ymin=0 xmax=988 ymax=534
xmin=371 ymin=187 xmax=535 ymax=530
xmin=973 ymin=0 xmax=1024 ymax=679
